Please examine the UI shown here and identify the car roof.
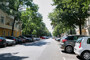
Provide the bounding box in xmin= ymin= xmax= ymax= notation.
xmin=67 ymin=35 xmax=87 ymax=37
xmin=82 ymin=37 xmax=90 ymax=38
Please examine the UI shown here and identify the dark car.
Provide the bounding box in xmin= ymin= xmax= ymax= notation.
xmin=24 ymin=35 xmax=33 ymax=42
xmin=16 ymin=37 xmax=23 ymax=44
xmin=0 ymin=37 xmax=7 ymax=47
xmin=60 ymin=35 xmax=87 ymax=53
xmin=40 ymin=36 xmax=46 ymax=39
xmin=19 ymin=36 xmax=32 ymax=42
xmin=17 ymin=37 xmax=26 ymax=43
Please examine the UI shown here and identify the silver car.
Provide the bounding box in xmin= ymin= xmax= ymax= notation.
xmin=6 ymin=39 xmax=16 ymax=46
xmin=60 ymin=35 xmax=87 ymax=53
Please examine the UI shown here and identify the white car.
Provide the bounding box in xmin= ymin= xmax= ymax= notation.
xmin=74 ymin=37 xmax=90 ymax=60
xmin=55 ymin=38 xmax=61 ymax=41
xmin=6 ymin=39 xmax=16 ymax=45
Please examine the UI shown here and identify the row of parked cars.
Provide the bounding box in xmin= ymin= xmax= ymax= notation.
xmin=56 ymin=35 xmax=90 ymax=60
xmin=40 ymin=36 xmax=49 ymax=39
xmin=0 ymin=35 xmax=41 ymax=47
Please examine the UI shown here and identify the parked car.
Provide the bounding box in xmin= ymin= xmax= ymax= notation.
xmin=24 ymin=35 xmax=33 ymax=42
xmin=5 ymin=39 xmax=15 ymax=46
xmin=40 ymin=36 xmax=46 ymax=39
xmin=5 ymin=36 xmax=17 ymax=44
xmin=34 ymin=37 xmax=40 ymax=41
xmin=40 ymin=36 xmax=48 ymax=39
xmin=16 ymin=37 xmax=23 ymax=44
xmin=74 ymin=37 xmax=90 ymax=60
xmin=60 ymin=35 xmax=87 ymax=53
xmin=55 ymin=38 xmax=61 ymax=41
xmin=36 ymin=38 xmax=40 ymax=41
xmin=0 ymin=37 xmax=6 ymax=47
xmin=19 ymin=36 xmax=32 ymax=42
xmin=33 ymin=38 xmax=37 ymax=41
xmin=17 ymin=37 xmax=26 ymax=43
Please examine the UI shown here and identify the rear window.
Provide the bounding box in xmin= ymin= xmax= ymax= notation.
xmin=76 ymin=38 xmax=83 ymax=43
xmin=6 ymin=37 xmax=15 ymax=39
xmin=87 ymin=38 xmax=90 ymax=44
xmin=25 ymin=36 xmax=32 ymax=38
xmin=66 ymin=36 xmax=74 ymax=40
xmin=66 ymin=35 xmax=86 ymax=40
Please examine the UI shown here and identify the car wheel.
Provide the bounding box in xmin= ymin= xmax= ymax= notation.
xmin=82 ymin=51 xmax=90 ymax=60
xmin=65 ymin=46 xmax=73 ymax=53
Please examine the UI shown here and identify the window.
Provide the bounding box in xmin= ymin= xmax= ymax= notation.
xmin=15 ymin=31 xmax=17 ymax=36
xmin=8 ymin=31 xmax=10 ymax=36
xmin=3 ymin=31 xmax=5 ymax=36
xmin=66 ymin=36 xmax=74 ymax=40
xmin=73 ymin=36 xmax=78 ymax=40
xmin=1 ymin=16 xmax=4 ymax=24
xmin=87 ymin=38 xmax=90 ymax=44
xmin=76 ymin=38 xmax=83 ymax=43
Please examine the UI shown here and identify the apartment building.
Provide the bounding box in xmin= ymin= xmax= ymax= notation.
xmin=0 ymin=9 xmax=22 ymax=37
xmin=75 ymin=16 xmax=90 ymax=36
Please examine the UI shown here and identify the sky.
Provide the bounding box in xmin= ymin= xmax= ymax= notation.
xmin=33 ymin=0 xmax=55 ymax=34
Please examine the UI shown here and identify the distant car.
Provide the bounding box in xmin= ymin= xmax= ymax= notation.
xmin=44 ymin=36 xmax=49 ymax=39
xmin=60 ymin=35 xmax=87 ymax=53
xmin=40 ymin=36 xmax=46 ymax=39
xmin=24 ymin=35 xmax=33 ymax=42
xmin=33 ymin=38 xmax=37 ymax=41
xmin=19 ymin=36 xmax=32 ymax=42
xmin=74 ymin=37 xmax=90 ymax=60
xmin=36 ymin=38 xmax=40 ymax=41
xmin=18 ymin=37 xmax=26 ymax=43
xmin=16 ymin=37 xmax=23 ymax=44
xmin=40 ymin=36 xmax=48 ymax=39
xmin=55 ymin=38 xmax=61 ymax=41
xmin=34 ymin=37 xmax=40 ymax=41
xmin=0 ymin=37 xmax=6 ymax=47
xmin=5 ymin=39 xmax=15 ymax=46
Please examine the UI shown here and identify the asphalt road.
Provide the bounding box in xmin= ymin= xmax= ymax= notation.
xmin=0 ymin=38 xmax=81 ymax=60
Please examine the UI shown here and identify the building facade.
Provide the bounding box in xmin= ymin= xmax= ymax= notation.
xmin=0 ymin=9 xmax=22 ymax=37
xmin=75 ymin=16 xmax=90 ymax=36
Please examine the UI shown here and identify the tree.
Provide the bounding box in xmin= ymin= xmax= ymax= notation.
xmin=0 ymin=0 xmax=51 ymax=37
xmin=21 ymin=7 xmax=50 ymax=37
xmin=0 ymin=0 xmax=33 ymax=36
xmin=49 ymin=0 xmax=90 ymax=35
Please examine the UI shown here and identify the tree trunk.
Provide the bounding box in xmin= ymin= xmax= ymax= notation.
xmin=11 ymin=17 xmax=16 ymax=36
xmin=79 ymin=23 xmax=82 ymax=35
xmin=70 ymin=29 xmax=72 ymax=35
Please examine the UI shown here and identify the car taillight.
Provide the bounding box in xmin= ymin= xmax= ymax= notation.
xmin=79 ymin=42 xmax=81 ymax=48
xmin=0 ymin=39 xmax=2 ymax=42
xmin=13 ymin=39 xmax=15 ymax=40
xmin=62 ymin=39 xmax=67 ymax=43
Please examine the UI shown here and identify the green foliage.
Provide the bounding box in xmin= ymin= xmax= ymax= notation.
xmin=49 ymin=0 xmax=90 ymax=36
xmin=21 ymin=7 xmax=51 ymax=37
xmin=0 ymin=0 xmax=51 ymax=37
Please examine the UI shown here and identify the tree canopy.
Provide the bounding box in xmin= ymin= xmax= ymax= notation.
xmin=0 ymin=0 xmax=51 ymax=37
xmin=49 ymin=0 xmax=90 ymax=36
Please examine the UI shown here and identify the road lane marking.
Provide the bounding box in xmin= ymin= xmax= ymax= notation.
xmin=63 ymin=57 xmax=66 ymax=60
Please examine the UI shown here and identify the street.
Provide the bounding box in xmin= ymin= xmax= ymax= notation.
xmin=0 ymin=38 xmax=81 ymax=60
